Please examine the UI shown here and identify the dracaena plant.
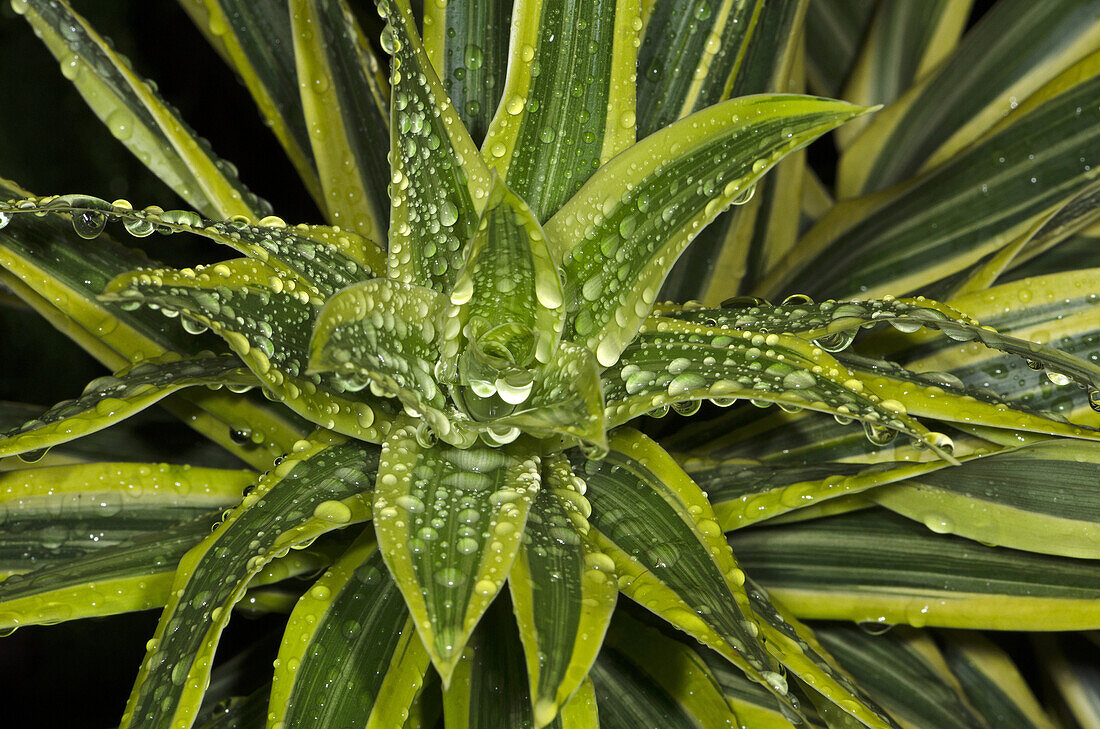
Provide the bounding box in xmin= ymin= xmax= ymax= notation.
xmin=2 ymin=0 xmax=1100 ymax=727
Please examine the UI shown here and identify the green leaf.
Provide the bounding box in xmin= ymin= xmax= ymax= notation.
xmin=1038 ymin=634 xmax=1100 ymax=729
xmin=707 ymin=296 xmax=1100 ymax=436
xmin=444 ymin=176 xmax=565 ymax=368
xmin=12 ymin=0 xmax=270 ymax=220
xmin=729 ymin=509 xmax=1100 ymax=630
xmin=119 ymin=432 xmax=377 ymax=729
xmin=0 ymin=513 xmax=332 ymax=630
xmin=482 ymin=0 xmax=639 ymax=220
xmin=590 ymin=622 xmax=738 ymax=729
xmin=839 ymin=0 xmax=1100 ymax=196
xmin=442 ymin=597 xmax=600 ymax=729
xmin=893 ymin=271 xmax=1100 ymax=428
xmin=423 ymin=0 xmax=512 ymax=145
xmin=0 ymin=515 xmax=213 ymax=630
xmin=812 ymin=625 xmax=988 ymax=729
xmin=577 ymin=429 xmax=803 ymax=715
xmin=372 ymin=419 xmax=539 ymax=683
xmin=0 ymin=195 xmax=382 ymax=297
xmin=104 ymin=261 xmax=399 ymax=444
xmin=687 ymin=454 xmax=952 ymax=532
xmin=701 ymin=642 xmax=823 ymax=729
xmin=267 ymin=529 xmax=432 ymax=729
xmin=544 ymin=94 xmax=870 ymax=368
xmin=194 ymin=685 xmax=268 ymax=729
xmin=937 ymin=177 xmax=1100 ymax=299
xmin=660 ymin=0 xmax=810 ymax=303
xmin=290 ymin=0 xmax=391 ymax=242
xmin=745 ymin=583 xmax=901 ymax=729
xmin=0 ymin=461 xmax=249 ymax=568
xmin=839 ymin=350 xmax=1099 ymax=443
xmin=177 ymin=0 xmax=324 ymax=207
xmin=767 ymin=50 xmax=1100 ymax=299
xmin=378 ymin=0 xmax=493 ymax=292
xmin=871 ymin=439 xmax=1100 ymax=558
xmin=0 ymin=353 xmax=252 ymax=460
xmin=803 ymin=0 xmax=877 ymax=97
xmin=0 ymin=401 xmax=238 ymax=468
xmin=602 ymin=316 xmax=949 ymax=455
xmin=940 ymin=633 xmax=1059 ymax=729
xmin=0 ymin=180 xmax=308 ymax=467
xmin=508 ymin=454 xmax=617 ymax=727
xmin=837 ymin=0 xmax=973 ymax=147
xmin=636 ymin=0 xmax=784 ymax=137
xmin=1003 ymin=229 xmax=1100 ymax=281
xmin=599 ymin=611 xmax=743 ymax=729
xmin=309 ymin=278 xmax=455 ymax=439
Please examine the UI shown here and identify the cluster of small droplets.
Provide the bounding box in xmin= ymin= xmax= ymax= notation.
xmin=0 ymin=195 xmax=368 ymax=300
xmin=663 ymin=293 xmax=1100 ymax=416
xmin=108 ymin=270 xmax=387 ymax=438
xmin=123 ymin=441 xmax=369 ymax=726
xmin=373 ymin=433 xmax=538 ymax=658
xmin=556 ymin=132 xmax=772 ymax=367
xmin=378 ymin=0 xmax=477 ymax=290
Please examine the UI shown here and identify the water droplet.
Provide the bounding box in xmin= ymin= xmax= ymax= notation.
xmin=72 ymin=210 xmax=106 ymax=239
xmin=439 ymin=201 xmax=458 ymax=227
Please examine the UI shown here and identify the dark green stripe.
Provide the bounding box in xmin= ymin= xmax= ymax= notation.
xmin=914 ymin=448 xmax=1100 ymax=521
xmin=0 ymin=514 xmax=215 ymax=601
xmin=941 ymin=640 xmax=1041 ymax=729
xmin=590 ymin=647 xmax=700 ymax=729
xmin=464 ymin=597 xmax=537 ymax=728
xmin=440 ymin=0 xmax=512 ymax=144
xmin=789 ymin=75 xmax=1100 ymax=298
xmin=730 ymin=509 xmax=1100 ymax=598
xmin=505 ymin=0 xmax=618 ymax=220
xmin=214 ymin=0 xmax=313 ymax=172
xmin=815 ymin=625 xmax=987 ymax=729
xmin=637 ymin=0 xmax=757 ymax=137
xmin=578 ymin=450 xmax=768 ymax=665
xmin=521 ymin=486 xmax=585 ymax=698
xmin=281 ymin=548 xmax=411 ymax=728
xmin=858 ymin=0 xmax=1100 ymax=193
xmin=314 ymin=0 xmax=391 ymax=234
xmin=128 ymin=441 xmax=378 ymax=727
xmin=804 ymin=0 xmax=876 ymax=96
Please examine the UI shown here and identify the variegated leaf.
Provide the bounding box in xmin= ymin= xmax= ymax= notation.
xmin=177 ymin=0 xmax=324 ymax=205
xmin=813 ymin=625 xmax=988 ymax=729
xmin=290 ymin=0 xmax=391 ymax=242
xmin=767 ymin=51 xmax=1100 ymax=299
xmin=13 ymin=0 xmax=270 ymax=220
xmin=373 ymin=419 xmax=539 ymax=683
xmin=267 ymin=530 xmax=432 ymax=729
xmin=443 ymin=597 xmax=600 ymax=729
xmin=0 ymin=179 xmax=307 ymax=467
xmin=508 ymin=454 xmax=616 ymax=727
xmin=482 ymin=0 xmax=639 ymax=220
xmin=104 ymin=261 xmax=398 ymax=443
xmin=423 ymin=0 xmax=512 ymax=145
xmin=575 ymin=429 xmax=803 ymax=717
xmin=119 ymin=433 xmax=377 ymax=729
xmin=0 ymin=353 xmax=252 ymax=460
xmin=729 ymin=509 xmax=1100 ymax=630
xmin=545 ymin=95 xmax=870 ymax=368
xmin=839 ymin=0 xmax=1100 ymax=196
xmin=378 ymin=0 xmax=492 ymax=292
